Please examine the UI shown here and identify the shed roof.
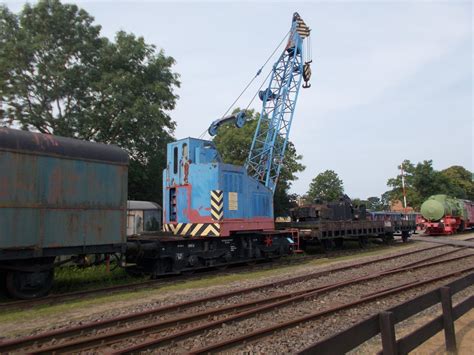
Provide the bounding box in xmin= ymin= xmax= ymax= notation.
xmin=127 ymin=200 xmax=162 ymax=210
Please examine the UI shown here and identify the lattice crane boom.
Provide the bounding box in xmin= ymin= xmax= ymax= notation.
xmin=245 ymin=12 xmax=311 ymax=193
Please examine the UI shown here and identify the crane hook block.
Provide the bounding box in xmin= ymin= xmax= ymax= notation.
xmin=208 ymin=111 xmax=247 ymax=136
xmin=302 ymin=62 xmax=312 ymax=89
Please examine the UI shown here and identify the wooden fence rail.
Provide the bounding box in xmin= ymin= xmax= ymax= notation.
xmin=299 ymin=272 xmax=474 ymax=355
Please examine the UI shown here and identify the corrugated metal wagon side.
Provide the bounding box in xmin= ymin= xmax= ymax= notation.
xmin=0 ymin=128 xmax=129 ymax=299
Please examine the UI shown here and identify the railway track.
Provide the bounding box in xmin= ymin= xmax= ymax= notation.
xmin=0 ymin=240 xmax=416 ymax=312
xmin=190 ymin=268 xmax=474 ymax=354
xmin=1 ymin=244 xmax=471 ymax=353
xmin=0 ymin=254 xmax=312 ymax=312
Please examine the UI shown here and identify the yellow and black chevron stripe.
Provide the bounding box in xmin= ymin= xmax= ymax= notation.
xmin=303 ymin=62 xmax=312 ymax=82
xmin=210 ymin=190 xmax=224 ymax=221
xmin=296 ymin=18 xmax=311 ymax=38
xmin=164 ymin=223 xmax=220 ymax=237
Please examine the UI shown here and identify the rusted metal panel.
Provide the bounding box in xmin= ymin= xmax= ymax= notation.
xmin=0 ymin=128 xmax=128 ymax=255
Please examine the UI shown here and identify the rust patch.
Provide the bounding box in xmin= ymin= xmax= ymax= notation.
xmin=183 ymin=161 xmax=189 ymax=184
xmin=48 ymin=166 xmax=63 ymax=203
xmin=0 ymin=175 xmax=9 ymax=199
xmin=185 ymin=208 xmax=213 ymax=223
xmin=33 ymin=133 xmax=60 ymax=151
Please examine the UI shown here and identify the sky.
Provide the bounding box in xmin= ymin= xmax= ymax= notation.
xmin=5 ymin=0 xmax=473 ymax=199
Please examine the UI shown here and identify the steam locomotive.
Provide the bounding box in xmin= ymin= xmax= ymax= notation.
xmin=420 ymin=194 xmax=474 ymax=235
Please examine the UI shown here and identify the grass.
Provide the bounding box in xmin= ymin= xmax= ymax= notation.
xmin=52 ymin=264 xmax=149 ymax=293
xmin=0 ymin=263 xmax=148 ymax=302
xmin=0 ymin=241 xmax=416 ymax=327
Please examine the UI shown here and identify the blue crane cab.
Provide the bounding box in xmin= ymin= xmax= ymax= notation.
xmin=163 ymin=138 xmax=274 ymax=237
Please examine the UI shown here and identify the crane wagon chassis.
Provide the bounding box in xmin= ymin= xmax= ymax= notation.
xmin=125 ymin=218 xmax=417 ymax=276
xmin=125 ymin=230 xmax=297 ymax=276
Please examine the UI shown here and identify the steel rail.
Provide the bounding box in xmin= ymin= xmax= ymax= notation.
xmin=0 ymin=254 xmax=319 ymax=312
xmin=42 ymin=249 xmax=465 ymax=355
xmin=96 ymin=255 xmax=474 ymax=354
xmin=0 ymin=239 xmax=443 ymax=312
xmin=188 ymin=267 xmax=474 ymax=354
xmin=393 ymin=247 xmax=467 ymax=269
xmin=1 ymin=241 xmax=414 ymax=312
xmin=32 ymin=283 xmax=336 ymax=354
xmin=0 ymin=244 xmax=445 ymax=352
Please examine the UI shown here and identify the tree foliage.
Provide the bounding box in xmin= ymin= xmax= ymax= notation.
xmin=441 ymin=166 xmax=474 ymax=200
xmin=367 ymin=196 xmax=387 ymax=211
xmin=384 ymin=160 xmax=473 ymax=209
xmin=0 ymin=0 xmax=180 ymax=203
xmin=213 ymin=109 xmax=305 ymax=216
xmin=307 ymin=170 xmax=344 ymax=202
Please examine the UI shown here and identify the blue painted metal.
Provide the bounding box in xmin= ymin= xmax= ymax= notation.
xmin=208 ymin=111 xmax=246 ymax=136
xmin=0 ymin=128 xmax=128 ymax=255
xmin=163 ymin=13 xmax=310 ymax=237
xmin=245 ymin=12 xmax=309 ymax=193
xmin=163 ymin=138 xmax=273 ymax=236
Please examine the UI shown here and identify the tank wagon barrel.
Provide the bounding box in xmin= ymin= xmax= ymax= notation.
xmin=420 ymin=194 xmax=474 ymax=235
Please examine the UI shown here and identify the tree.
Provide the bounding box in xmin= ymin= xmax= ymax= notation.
xmin=213 ymin=109 xmax=305 ymax=216
xmin=441 ymin=166 xmax=474 ymax=200
xmin=307 ymin=170 xmax=344 ymax=202
xmin=351 ymin=198 xmax=368 ymax=207
xmin=367 ymin=196 xmax=387 ymax=211
xmin=0 ymin=0 xmax=180 ymax=203
xmin=385 ymin=160 xmax=421 ymax=208
xmin=384 ymin=160 xmax=471 ymax=209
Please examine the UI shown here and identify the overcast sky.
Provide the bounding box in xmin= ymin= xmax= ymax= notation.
xmin=5 ymin=0 xmax=473 ymax=199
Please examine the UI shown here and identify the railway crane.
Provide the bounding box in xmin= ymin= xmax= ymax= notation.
xmin=163 ymin=12 xmax=311 ymax=244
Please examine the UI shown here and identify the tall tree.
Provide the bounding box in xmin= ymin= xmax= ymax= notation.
xmin=307 ymin=170 xmax=344 ymax=202
xmin=385 ymin=160 xmax=470 ymax=209
xmin=212 ymin=109 xmax=305 ymax=216
xmin=367 ymin=196 xmax=387 ymax=211
xmin=441 ymin=166 xmax=474 ymax=200
xmin=0 ymin=0 xmax=180 ymax=203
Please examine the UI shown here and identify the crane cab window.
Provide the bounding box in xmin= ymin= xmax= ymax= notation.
xmin=173 ymin=147 xmax=178 ymax=174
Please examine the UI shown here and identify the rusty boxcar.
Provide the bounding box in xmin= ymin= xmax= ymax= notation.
xmin=0 ymin=128 xmax=128 ymax=298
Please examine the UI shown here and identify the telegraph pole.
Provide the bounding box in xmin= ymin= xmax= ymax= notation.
xmin=400 ymin=163 xmax=408 ymax=215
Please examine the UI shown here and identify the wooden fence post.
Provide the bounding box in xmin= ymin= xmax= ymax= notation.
xmin=440 ymin=286 xmax=457 ymax=353
xmin=379 ymin=311 xmax=397 ymax=355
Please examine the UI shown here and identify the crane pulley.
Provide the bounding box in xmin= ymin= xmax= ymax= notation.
xmin=208 ymin=111 xmax=246 ymax=136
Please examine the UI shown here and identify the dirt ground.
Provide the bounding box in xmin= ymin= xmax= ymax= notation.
xmin=411 ymin=233 xmax=474 ymax=355
xmin=412 ymin=308 xmax=474 ymax=355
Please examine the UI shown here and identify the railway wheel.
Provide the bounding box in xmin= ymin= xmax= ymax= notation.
xmin=6 ymin=268 xmax=54 ymax=299
xmin=321 ymin=239 xmax=335 ymax=252
xmin=358 ymin=236 xmax=369 ymax=248
xmin=216 ymin=252 xmax=232 ymax=270
xmin=401 ymin=231 xmax=410 ymax=243
xmin=151 ymin=258 xmax=172 ymax=277
xmin=382 ymin=234 xmax=394 ymax=245
xmin=0 ymin=271 xmax=7 ymax=298
xmin=334 ymin=238 xmax=344 ymax=249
